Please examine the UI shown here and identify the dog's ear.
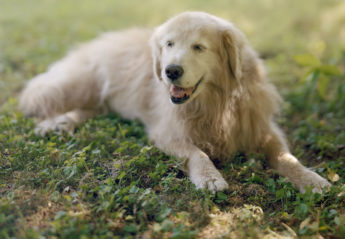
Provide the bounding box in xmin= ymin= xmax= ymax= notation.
xmin=150 ymin=31 xmax=163 ymax=81
xmin=222 ymin=27 xmax=243 ymax=81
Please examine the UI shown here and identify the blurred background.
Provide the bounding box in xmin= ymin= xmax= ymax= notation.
xmin=0 ymin=0 xmax=344 ymax=137
xmin=1 ymin=0 xmax=345 ymax=136
xmin=1 ymin=0 xmax=345 ymax=101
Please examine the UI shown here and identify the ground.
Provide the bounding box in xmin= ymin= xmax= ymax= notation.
xmin=0 ymin=0 xmax=345 ymax=238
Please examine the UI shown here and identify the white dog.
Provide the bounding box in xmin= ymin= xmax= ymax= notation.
xmin=20 ymin=12 xmax=331 ymax=193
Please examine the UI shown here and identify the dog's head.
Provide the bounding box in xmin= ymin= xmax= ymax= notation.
xmin=150 ymin=12 xmax=246 ymax=104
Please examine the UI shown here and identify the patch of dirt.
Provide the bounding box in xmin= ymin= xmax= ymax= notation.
xmin=23 ymin=201 xmax=62 ymax=230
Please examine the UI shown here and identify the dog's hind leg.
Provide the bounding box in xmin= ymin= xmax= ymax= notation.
xmin=19 ymin=52 xmax=105 ymax=135
xmin=34 ymin=109 xmax=102 ymax=136
xmin=19 ymin=53 xmax=103 ymax=119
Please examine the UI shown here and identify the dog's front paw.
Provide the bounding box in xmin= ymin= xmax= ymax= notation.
xmin=190 ymin=169 xmax=229 ymax=193
xmin=295 ymin=169 xmax=331 ymax=194
xmin=35 ymin=115 xmax=76 ymax=136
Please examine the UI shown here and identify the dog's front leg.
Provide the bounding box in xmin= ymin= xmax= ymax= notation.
xmin=187 ymin=149 xmax=229 ymax=192
xmin=264 ymin=124 xmax=331 ymax=193
xmin=156 ymin=141 xmax=229 ymax=192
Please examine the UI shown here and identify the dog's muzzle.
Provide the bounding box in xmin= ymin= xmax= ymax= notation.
xmin=169 ymin=77 xmax=203 ymax=104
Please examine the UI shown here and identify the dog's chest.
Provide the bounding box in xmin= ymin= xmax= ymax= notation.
xmin=186 ymin=112 xmax=240 ymax=158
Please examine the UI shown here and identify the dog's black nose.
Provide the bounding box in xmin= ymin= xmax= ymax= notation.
xmin=165 ymin=64 xmax=184 ymax=81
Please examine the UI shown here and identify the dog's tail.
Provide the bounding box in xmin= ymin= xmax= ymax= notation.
xmin=19 ymin=56 xmax=102 ymax=118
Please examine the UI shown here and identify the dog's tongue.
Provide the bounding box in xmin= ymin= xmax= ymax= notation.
xmin=170 ymin=85 xmax=194 ymax=98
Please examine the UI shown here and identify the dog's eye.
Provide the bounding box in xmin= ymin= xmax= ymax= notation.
xmin=192 ymin=44 xmax=204 ymax=52
xmin=167 ymin=41 xmax=174 ymax=48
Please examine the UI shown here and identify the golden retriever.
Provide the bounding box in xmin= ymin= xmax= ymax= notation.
xmin=20 ymin=12 xmax=331 ymax=193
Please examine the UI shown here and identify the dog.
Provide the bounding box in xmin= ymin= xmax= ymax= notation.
xmin=19 ymin=12 xmax=331 ymax=193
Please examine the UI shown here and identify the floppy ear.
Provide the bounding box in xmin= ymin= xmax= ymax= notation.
xmin=150 ymin=32 xmax=163 ymax=81
xmin=222 ymin=28 xmax=243 ymax=81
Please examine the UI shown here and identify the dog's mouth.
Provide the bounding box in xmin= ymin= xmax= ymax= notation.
xmin=169 ymin=78 xmax=203 ymax=104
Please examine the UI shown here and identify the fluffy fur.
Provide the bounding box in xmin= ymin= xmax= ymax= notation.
xmin=20 ymin=12 xmax=331 ymax=193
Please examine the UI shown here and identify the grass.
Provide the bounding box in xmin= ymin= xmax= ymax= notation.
xmin=1 ymin=0 xmax=345 ymax=238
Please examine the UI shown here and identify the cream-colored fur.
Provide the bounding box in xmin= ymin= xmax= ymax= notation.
xmin=20 ymin=12 xmax=331 ymax=193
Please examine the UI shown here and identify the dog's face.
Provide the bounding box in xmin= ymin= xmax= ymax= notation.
xmin=151 ymin=12 xmax=244 ymax=104
xmin=158 ymin=26 xmax=220 ymax=104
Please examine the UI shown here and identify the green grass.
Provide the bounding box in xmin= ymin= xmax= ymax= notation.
xmin=1 ymin=0 xmax=345 ymax=238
